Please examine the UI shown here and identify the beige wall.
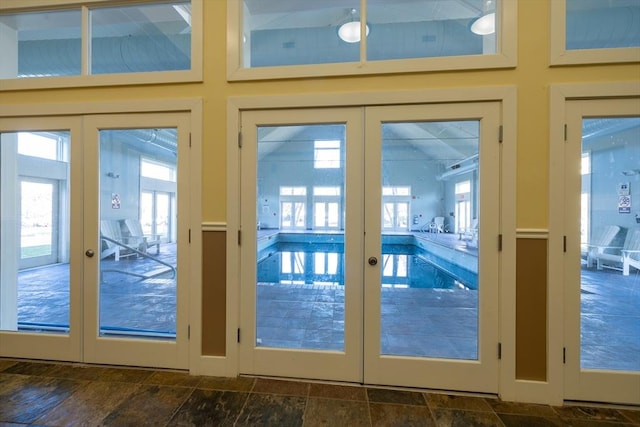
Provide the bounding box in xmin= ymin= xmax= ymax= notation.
xmin=1 ymin=0 xmax=639 ymax=380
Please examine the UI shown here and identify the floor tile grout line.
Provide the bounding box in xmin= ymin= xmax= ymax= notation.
xmin=162 ymin=386 xmax=197 ymax=427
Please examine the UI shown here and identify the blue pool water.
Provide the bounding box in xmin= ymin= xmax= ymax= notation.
xmin=257 ymin=241 xmax=477 ymax=290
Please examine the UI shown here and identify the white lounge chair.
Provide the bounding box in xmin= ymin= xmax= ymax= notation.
xmin=593 ymin=227 xmax=640 ymax=276
xmin=123 ymin=219 xmax=162 ymax=255
xmin=100 ymin=220 xmax=142 ymax=261
xmin=459 ymin=218 xmax=478 ymax=242
xmin=585 ymin=225 xmax=621 ymax=268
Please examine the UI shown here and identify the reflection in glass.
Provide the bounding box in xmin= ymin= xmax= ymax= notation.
xmin=580 ymin=117 xmax=640 ymax=371
xmin=380 ymin=121 xmax=480 ymax=360
xmin=98 ymin=128 xmax=178 ymax=339
xmin=242 ymin=0 xmax=360 ymax=67
xmin=91 ymin=2 xmax=191 ymax=74
xmin=1 ymin=131 xmax=71 ymax=334
xmin=367 ymin=0 xmax=497 ymax=61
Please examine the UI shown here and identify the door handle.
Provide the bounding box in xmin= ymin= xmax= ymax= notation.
xmin=85 ymin=249 xmax=95 ymax=258
xmin=368 ymin=256 xmax=378 ymax=266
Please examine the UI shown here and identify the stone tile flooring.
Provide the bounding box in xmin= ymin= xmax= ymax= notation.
xmin=1 ymin=359 xmax=638 ymax=426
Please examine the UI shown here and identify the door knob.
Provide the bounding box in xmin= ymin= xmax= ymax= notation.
xmin=85 ymin=249 xmax=95 ymax=258
xmin=368 ymin=256 xmax=378 ymax=266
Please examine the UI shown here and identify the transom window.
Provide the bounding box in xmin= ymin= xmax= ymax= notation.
xmin=314 ymin=140 xmax=341 ymax=169
xmin=0 ymin=0 xmax=202 ymax=90
xmin=228 ymin=0 xmax=517 ymax=80
xmin=550 ymin=0 xmax=640 ymax=65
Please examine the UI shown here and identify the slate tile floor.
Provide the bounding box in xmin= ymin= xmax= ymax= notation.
xmin=1 ymin=359 xmax=638 ymax=427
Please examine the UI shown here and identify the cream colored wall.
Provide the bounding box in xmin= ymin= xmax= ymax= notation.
xmin=1 ymin=0 xmax=638 ymax=227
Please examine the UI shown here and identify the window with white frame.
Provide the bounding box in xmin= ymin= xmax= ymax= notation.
xmin=280 ymin=186 xmax=306 ymax=229
xmin=455 ymin=180 xmax=471 ymax=233
xmin=140 ymin=158 xmax=176 ymax=240
xmin=228 ymin=0 xmax=516 ymax=80
xmin=0 ymin=0 xmax=202 ymax=89
xmin=382 ymin=186 xmax=410 ymax=230
xmin=313 ymin=186 xmax=340 ymax=229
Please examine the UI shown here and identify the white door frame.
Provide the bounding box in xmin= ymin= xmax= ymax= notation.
xmin=549 ymin=82 xmax=640 ymax=405
xmin=363 ymin=102 xmax=501 ymax=392
xmin=228 ymin=87 xmax=516 ymax=396
xmin=0 ymin=99 xmax=202 ymax=371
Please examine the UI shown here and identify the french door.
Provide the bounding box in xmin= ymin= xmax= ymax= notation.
xmin=0 ymin=113 xmax=190 ymax=369
xmin=564 ymin=98 xmax=640 ymax=404
xmin=239 ymin=103 xmax=501 ymax=392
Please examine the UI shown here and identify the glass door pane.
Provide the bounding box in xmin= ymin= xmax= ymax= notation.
xmin=564 ymin=98 xmax=640 ymax=404
xmin=240 ymin=108 xmax=363 ymax=382
xmin=364 ymin=103 xmax=500 ymax=392
xmin=98 ymin=128 xmax=177 ymax=339
xmin=380 ymin=120 xmax=479 ymax=360
xmin=580 ymin=117 xmax=640 ymax=371
xmin=256 ymin=124 xmax=346 ymax=351
xmin=1 ymin=131 xmax=71 ymax=335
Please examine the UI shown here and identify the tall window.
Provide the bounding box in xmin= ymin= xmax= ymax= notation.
xmin=581 ymin=152 xmax=591 ymax=245
xmin=382 ymin=186 xmax=410 ymax=230
xmin=313 ymin=140 xmax=341 ymax=169
xmin=140 ymin=158 xmax=176 ymax=240
xmin=455 ymin=180 xmax=471 ymax=233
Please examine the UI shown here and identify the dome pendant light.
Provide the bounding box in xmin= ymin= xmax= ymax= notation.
xmin=470 ymin=0 xmax=495 ymax=35
xmin=338 ymin=9 xmax=369 ymax=43
xmin=471 ymin=12 xmax=495 ymax=35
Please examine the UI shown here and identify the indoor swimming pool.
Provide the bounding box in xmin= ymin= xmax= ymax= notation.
xmin=257 ymin=238 xmax=477 ymax=290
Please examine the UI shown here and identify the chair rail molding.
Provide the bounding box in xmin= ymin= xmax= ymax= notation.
xmin=516 ymin=228 xmax=549 ymax=239
xmin=202 ymin=222 xmax=227 ymax=232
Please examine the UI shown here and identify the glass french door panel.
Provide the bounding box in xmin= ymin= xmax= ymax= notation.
xmin=380 ymin=120 xmax=479 ymax=360
xmin=256 ymin=124 xmax=346 ymax=351
xmin=1 ymin=131 xmax=71 ymax=334
xmin=580 ymin=116 xmax=640 ymax=372
xmin=98 ymin=128 xmax=177 ymax=339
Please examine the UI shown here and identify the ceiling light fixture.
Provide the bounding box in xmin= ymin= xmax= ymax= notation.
xmin=471 ymin=12 xmax=495 ymax=35
xmin=338 ymin=9 xmax=369 ymax=43
xmin=471 ymin=0 xmax=495 ymax=35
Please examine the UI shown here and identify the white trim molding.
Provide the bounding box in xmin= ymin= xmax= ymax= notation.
xmin=549 ymin=81 xmax=640 ymax=406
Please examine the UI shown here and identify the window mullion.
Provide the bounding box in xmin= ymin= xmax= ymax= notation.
xmin=360 ymin=0 xmax=367 ymax=64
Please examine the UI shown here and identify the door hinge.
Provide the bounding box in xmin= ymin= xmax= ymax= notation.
xmin=564 ymin=124 xmax=567 ymax=142
xmin=563 ymin=347 xmax=566 ymax=364
xmin=563 ymin=235 xmax=567 ymax=252
xmin=237 ymin=328 xmax=241 ymax=343
xmin=238 ymin=230 xmax=242 ymax=245
xmin=189 ymin=133 xmax=192 ymax=147
xmin=498 ymin=234 xmax=503 ymax=251
xmin=188 ymin=325 xmax=190 ymax=339
xmin=498 ymin=125 xmax=503 ymax=143
xmin=189 ymin=229 xmax=191 ymax=243
xmin=498 ymin=342 xmax=502 ymax=359
xmin=238 ymin=131 xmax=243 ymax=148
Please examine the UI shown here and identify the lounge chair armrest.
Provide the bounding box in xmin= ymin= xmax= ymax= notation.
xmin=622 ymin=249 xmax=640 ymax=255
